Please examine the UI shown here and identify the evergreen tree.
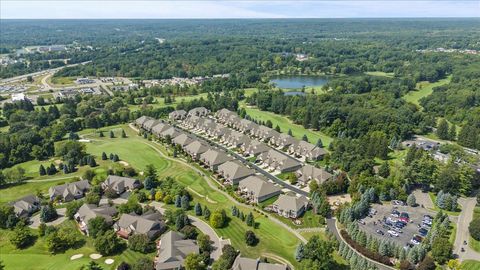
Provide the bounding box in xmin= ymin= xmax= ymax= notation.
xmin=194 ymin=203 xmax=202 ymax=216
xmin=288 ymin=129 xmax=293 ymax=136
xmin=274 ymin=125 xmax=281 ymax=132
xmin=246 ymin=212 xmax=254 ymax=227
xmin=39 ymin=165 xmax=46 ymax=176
xmin=101 ymin=152 xmax=107 ymax=160
xmin=181 ymin=195 xmax=190 ymax=211
xmin=99 ymin=131 xmax=104 ymax=137
xmin=175 ymin=195 xmax=182 ymax=208
xmin=121 ymin=130 xmax=127 ymax=138
xmin=109 ymin=130 xmax=115 ymax=138
xmin=109 ymin=153 xmax=114 ymax=160
xmin=295 ymin=243 xmax=304 ymax=261
xmin=89 ymin=157 xmax=97 ymax=167
xmin=113 ymin=154 xmax=119 ymax=162
xmin=407 ymin=194 xmax=416 ymax=207
xmin=378 ymin=162 xmax=390 ymax=178
xmin=448 ymin=124 xmax=456 ymax=141
xmin=436 ymin=119 xmax=449 ymax=140
xmin=203 ymin=206 xmax=211 ymax=219
xmin=316 ymin=138 xmax=323 ymax=148
xmin=302 ymin=134 xmax=309 ymax=142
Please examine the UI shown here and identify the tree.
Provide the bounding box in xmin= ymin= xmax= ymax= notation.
xmin=316 ymin=138 xmax=323 ymax=148
xmin=66 ymin=200 xmax=83 ymax=219
xmin=88 ymin=216 xmax=109 ymax=238
xmin=210 ymin=210 xmax=226 ymax=228
xmin=245 ymin=230 xmax=258 ymax=246
xmin=89 ymin=157 xmax=97 ymax=167
xmin=469 ymin=217 xmax=480 ymax=241
xmin=121 ymin=129 xmax=127 ymax=138
xmin=39 ymin=165 xmax=46 ymax=176
xmin=211 ymin=258 xmax=230 ymax=270
xmin=101 ymin=152 xmax=107 ymax=160
xmin=407 ymin=194 xmax=416 ymax=207
xmin=274 ymin=125 xmax=281 ymax=132
xmin=431 ymin=237 xmax=452 ymax=264
xmin=417 ymin=256 xmax=436 ymax=270
xmin=9 ymin=226 xmax=35 ymax=249
xmin=378 ymin=162 xmax=390 ymax=178
xmin=447 ymin=259 xmax=461 ymax=270
xmin=99 ymin=131 xmax=104 ymax=138
xmin=81 ymin=261 xmax=103 ymax=270
xmin=184 ymin=253 xmax=206 ymax=270
xmin=436 ymin=119 xmax=449 ymax=140
xmin=245 ymin=212 xmax=254 ymax=227
xmin=295 ymin=242 xmax=305 ymax=261
xmin=40 ymin=203 xmax=57 ymax=223
xmin=128 ymin=234 xmax=154 ymax=253
xmin=144 ymin=164 xmax=157 ymax=179
xmin=194 ymin=203 xmax=202 ymax=216
xmin=132 ymin=258 xmax=153 ymax=270
xmin=116 ymin=262 xmax=130 ymax=270
xmin=197 ymin=234 xmax=212 ymax=252
xmin=113 ymin=154 xmax=120 ymax=162
xmin=109 ymin=130 xmax=115 ymax=138
xmin=38 ymin=222 xmax=47 ymax=237
xmin=302 ymin=134 xmax=309 ymax=142
xmin=203 ymin=207 xmax=211 ymax=219
xmin=288 ymin=129 xmax=293 ymax=136
xmin=302 ymin=235 xmax=334 ymax=269
xmin=175 ymin=195 xmax=182 ymax=208
xmin=143 ymin=177 xmax=155 ymax=190
xmin=448 ymin=125 xmax=457 ymax=141
xmin=94 ymin=231 xmax=124 ymax=256
xmin=181 ymin=195 xmax=190 ymax=211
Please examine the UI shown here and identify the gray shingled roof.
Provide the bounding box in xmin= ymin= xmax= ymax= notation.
xmin=273 ymin=194 xmax=309 ymax=214
xmin=116 ymin=212 xmax=165 ymax=239
xmin=76 ymin=203 xmax=118 ymax=224
xmin=218 ymin=161 xmax=255 ymax=180
xmin=10 ymin=195 xmax=40 ymax=217
xmin=184 ymin=140 xmax=209 ymax=156
xmin=296 ymin=164 xmax=333 ymax=184
xmin=200 ymin=149 xmax=232 ymax=167
xmin=49 ymin=180 xmax=90 ymax=200
xmin=232 ymin=256 xmax=287 ymax=270
xmin=156 ymin=231 xmax=199 ymax=270
xmin=238 ymin=176 xmax=281 ymax=199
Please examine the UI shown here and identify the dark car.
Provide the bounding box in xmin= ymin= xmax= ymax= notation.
xmin=376 ymin=230 xmax=385 ymax=235
xmin=383 ymin=224 xmax=390 ymax=230
xmin=419 ymin=228 xmax=428 ymax=236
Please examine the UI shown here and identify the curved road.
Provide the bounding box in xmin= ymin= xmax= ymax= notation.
xmin=453 ymin=197 xmax=480 ymax=261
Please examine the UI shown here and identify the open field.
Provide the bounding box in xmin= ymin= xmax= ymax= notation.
xmin=462 ymin=260 xmax=480 ymax=270
xmin=402 ymin=76 xmax=451 ymax=108
xmin=127 ymin=93 xmax=209 ymax=111
xmin=49 ymin=76 xmax=75 ymax=86
xmin=365 ymin=71 xmax=395 ymax=78
xmin=240 ymin=104 xmax=334 ymax=146
xmin=0 ymin=220 xmax=152 ymax=270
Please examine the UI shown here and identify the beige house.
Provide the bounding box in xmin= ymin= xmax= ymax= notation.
xmin=155 ymin=231 xmax=199 ymax=270
xmin=114 ymin=211 xmax=165 ymax=240
xmin=272 ymin=194 xmax=309 ymax=219
xmin=238 ymin=176 xmax=282 ymax=203
xmin=232 ymin=256 xmax=287 ymax=270
xmin=217 ymin=160 xmax=255 ymax=185
xmin=199 ymin=149 xmax=233 ymax=171
xmin=102 ymin=175 xmax=140 ymax=195
xmin=296 ymin=164 xmax=333 ymax=185
xmin=257 ymin=150 xmax=302 ymax=173
xmin=184 ymin=140 xmax=210 ymax=160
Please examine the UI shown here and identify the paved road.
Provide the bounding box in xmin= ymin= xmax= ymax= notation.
xmin=176 ymin=125 xmax=309 ymax=197
xmin=326 ymin=218 xmax=394 ymax=270
xmin=453 ymin=197 xmax=480 ymax=261
xmin=29 ymin=208 xmax=67 ymax=229
xmin=413 ymin=189 xmax=434 ymax=209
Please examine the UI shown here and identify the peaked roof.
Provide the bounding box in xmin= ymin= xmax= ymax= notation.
xmin=76 ymin=203 xmax=118 ymax=224
xmin=117 ymin=212 xmax=164 ymax=239
xmin=274 ymin=194 xmax=309 ymax=213
xmin=49 ymin=180 xmax=90 ymax=198
xmin=156 ymin=231 xmax=199 ymax=270
xmin=200 ymin=149 xmax=232 ymax=166
xmin=218 ymin=161 xmax=255 ymax=180
xmin=297 ymin=164 xmax=333 ymax=184
xmin=184 ymin=140 xmax=209 ymax=155
xmin=239 ymin=176 xmax=281 ymax=198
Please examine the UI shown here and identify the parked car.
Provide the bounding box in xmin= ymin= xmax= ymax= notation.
xmin=388 ymin=230 xmax=399 ymax=237
xmin=376 ymin=230 xmax=384 ymax=235
xmin=423 ymin=214 xmax=433 ymax=220
xmin=383 ymin=224 xmax=390 ymax=230
xmin=391 ymin=210 xmax=400 ymax=217
xmin=369 ymin=208 xmax=377 ymax=215
xmin=419 ymin=228 xmax=428 ymax=237
xmin=393 ymin=227 xmax=403 ymax=233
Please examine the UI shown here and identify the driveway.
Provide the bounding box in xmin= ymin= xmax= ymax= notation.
xmin=412 ymin=189 xmax=434 ymax=209
xmin=29 ymin=208 xmax=67 ymax=229
xmin=453 ymin=197 xmax=480 ymax=261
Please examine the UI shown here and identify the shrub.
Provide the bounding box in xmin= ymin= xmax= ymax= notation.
xmin=128 ymin=234 xmax=154 ymax=253
xmin=9 ymin=226 xmax=35 ymax=249
xmin=469 ymin=217 xmax=480 ymax=241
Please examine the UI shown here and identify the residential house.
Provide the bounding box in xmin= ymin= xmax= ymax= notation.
xmin=272 ymin=194 xmax=309 ymax=219
xmin=49 ymin=180 xmax=90 ymax=202
xmin=232 ymin=256 xmax=287 ymax=270
xmin=155 ymin=231 xmax=199 ymax=270
xmin=10 ymin=195 xmax=40 ymax=218
xmin=252 ymin=125 xmax=272 ymax=139
xmin=144 ymin=119 xmax=163 ymax=132
xmin=295 ymin=164 xmax=333 ymax=185
xmin=257 ymin=150 xmax=302 ymax=173
xmin=260 ymin=128 xmax=280 ymax=143
xmin=199 ymin=149 xmax=233 ymax=171
xmin=207 ymin=124 xmax=229 ymax=138
xmin=168 ymin=110 xmax=187 ymax=121
xmin=241 ymin=140 xmax=270 ymax=157
xmin=288 ymin=141 xmax=326 ymax=160
xmin=115 ymin=211 xmax=166 ymax=239
xmin=183 ymin=115 xmax=200 ymax=129
xmin=160 ymin=127 xmax=182 ymax=139
xmin=102 ymin=175 xmax=140 ymax=195
xmin=217 ymin=161 xmax=255 ymax=185
xmin=236 ymin=119 xmax=255 ymax=133
xmin=214 ymin=108 xmax=235 ymax=122
xmin=135 ymin=115 xmax=153 ymax=128
xmin=270 ymin=134 xmax=296 ymax=149
xmin=184 ymin=140 xmax=209 ymax=160
xmin=224 ymin=114 xmax=242 ymax=128
xmin=224 ymin=131 xmax=250 ymax=148
xmin=238 ymin=176 xmax=282 ymax=203
xmin=74 ymin=204 xmax=118 ymax=235
xmin=152 ymin=122 xmax=172 ymax=137
xmin=187 ymin=107 xmax=210 ymax=117
xmin=172 ymin=133 xmax=194 ymax=148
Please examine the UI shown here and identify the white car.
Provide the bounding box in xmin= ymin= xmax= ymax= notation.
xmin=388 ymin=230 xmax=399 ymax=237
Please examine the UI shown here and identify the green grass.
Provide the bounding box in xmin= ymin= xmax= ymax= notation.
xmin=0 ymin=220 xmax=151 ymax=270
xmin=469 ymin=207 xmax=480 ymax=253
xmin=365 ymin=71 xmax=394 ymax=78
xmin=128 ymin=93 xmax=209 ymax=111
xmin=240 ymin=104 xmax=333 ymax=146
xmin=461 ymin=260 xmax=480 ymax=270
xmin=0 ymin=178 xmax=78 ymax=204
xmin=49 ymin=76 xmax=75 ymax=86
xmin=402 ymin=76 xmax=451 ymax=108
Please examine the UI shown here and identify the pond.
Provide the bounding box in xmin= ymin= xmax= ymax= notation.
xmin=270 ymin=75 xmax=329 ymax=89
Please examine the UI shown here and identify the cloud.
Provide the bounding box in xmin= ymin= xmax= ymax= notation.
xmin=1 ymin=1 xmax=478 ymax=19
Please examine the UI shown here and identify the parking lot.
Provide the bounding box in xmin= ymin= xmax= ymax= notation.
xmin=358 ymin=202 xmax=434 ymax=248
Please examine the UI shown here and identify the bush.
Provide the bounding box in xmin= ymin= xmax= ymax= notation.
xmin=9 ymin=226 xmax=35 ymax=249
xmin=94 ymin=231 xmax=124 ymax=256
xmin=131 ymin=258 xmax=153 ymax=270
xmin=469 ymin=217 xmax=480 ymax=241
xmin=210 ymin=210 xmax=226 ymax=228
xmin=417 ymin=256 xmax=436 ymax=270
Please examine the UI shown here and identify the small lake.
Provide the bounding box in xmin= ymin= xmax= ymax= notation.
xmin=270 ymin=75 xmax=329 ymax=89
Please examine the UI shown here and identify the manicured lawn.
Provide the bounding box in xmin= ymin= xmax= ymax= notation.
xmin=469 ymin=207 xmax=480 ymax=253
xmin=0 ymin=178 xmax=77 ymax=204
xmin=127 ymin=93 xmax=209 ymax=111
xmin=0 ymin=220 xmax=151 ymax=270
xmin=241 ymin=105 xmax=333 ymax=146
xmin=402 ymin=76 xmax=451 ymax=108
xmin=364 ymin=71 xmax=394 ymax=78
xmin=462 ymin=260 xmax=480 ymax=270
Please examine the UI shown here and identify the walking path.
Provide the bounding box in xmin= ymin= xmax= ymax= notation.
xmin=128 ymin=123 xmax=307 ymax=245
xmin=453 ymin=197 xmax=480 ymax=261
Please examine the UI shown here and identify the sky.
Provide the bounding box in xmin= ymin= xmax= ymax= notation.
xmin=1 ymin=1 xmax=479 ymax=19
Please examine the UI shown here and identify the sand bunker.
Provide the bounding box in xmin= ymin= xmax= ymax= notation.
xmin=70 ymin=254 xmax=83 ymax=260
xmin=105 ymin=259 xmax=114 ymax=265
xmin=89 ymin=253 xmax=102 ymax=259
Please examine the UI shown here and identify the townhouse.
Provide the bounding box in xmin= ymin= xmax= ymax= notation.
xmin=172 ymin=133 xmax=195 ymax=147
xmin=160 ymin=126 xmax=182 ymax=140
xmin=135 ymin=115 xmax=154 ymax=128
xmin=49 ymin=179 xmax=90 ymax=202
xmin=232 ymin=256 xmax=287 ymax=270
xmin=241 ymin=140 xmax=270 ymax=157
xmin=168 ymin=110 xmax=187 ymax=121
xmin=152 ymin=122 xmax=172 ymax=137
xmin=102 ymin=175 xmax=141 ymax=195
xmin=143 ymin=119 xmax=163 ymax=132
xmin=223 ymin=131 xmax=250 ymax=148
xmin=187 ymin=107 xmax=210 ymax=117
xmin=295 ymin=164 xmax=333 ymax=185
xmin=217 ymin=160 xmax=255 ymax=185
xmin=199 ymin=149 xmax=233 ymax=171
xmin=288 ymin=140 xmax=326 ymax=160
xmin=257 ymin=150 xmax=302 ymax=173
xmin=75 ymin=204 xmax=118 ymax=236
xmin=270 ymin=133 xmax=297 ymax=149
xmin=184 ymin=140 xmax=210 ymax=160
xmin=272 ymin=194 xmax=309 ymax=219
xmin=115 ymin=210 xmax=166 ymax=239
xmin=238 ymin=176 xmax=282 ymax=203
